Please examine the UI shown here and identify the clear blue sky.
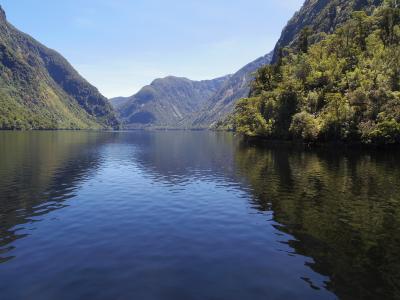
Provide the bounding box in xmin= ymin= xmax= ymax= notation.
xmin=1 ymin=0 xmax=303 ymax=98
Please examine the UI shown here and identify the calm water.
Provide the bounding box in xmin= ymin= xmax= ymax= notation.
xmin=0 ymin=131 xmax=399 ymax=300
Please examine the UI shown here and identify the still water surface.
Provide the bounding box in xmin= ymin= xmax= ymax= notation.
xmin=0 ymin=131 xmax=399 ymax=300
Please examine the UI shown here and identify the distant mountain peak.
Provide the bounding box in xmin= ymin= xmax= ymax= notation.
xmin=113 ymin=75 xmax=232 ymax=129
xmin=151 ymin=76 xmax=190 ymax=85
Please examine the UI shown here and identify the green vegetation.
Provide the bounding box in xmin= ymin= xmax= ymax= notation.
xmin=270 ymin=0 xmax=384 ymax=63
xmin=0 ymin=6 xmax=119 ymax=130
xmin=225 ymin=1 xmax=400 ymax=145
xmin=234 ymin=143 xmax=400 ymax=299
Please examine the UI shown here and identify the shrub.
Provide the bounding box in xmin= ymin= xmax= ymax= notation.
xmin=290 ymin=112 xmax=320 ymax=141
xmin=361 ymin=119 xmax=400 ymax=144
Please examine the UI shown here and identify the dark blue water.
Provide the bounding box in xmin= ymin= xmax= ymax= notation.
xmin=0 ymin=131 xmax=399 ymax=300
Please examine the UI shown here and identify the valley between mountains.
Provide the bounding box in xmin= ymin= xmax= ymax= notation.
xmin=1 ymin=0 xmax=398 ymax=145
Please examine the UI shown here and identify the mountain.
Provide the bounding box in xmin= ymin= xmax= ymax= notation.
xmin=227 ymin=0 xmax=400 ymax=145
xmin=114 ymin=75 xmax=230 ymax=129
xmin=271 ymin=0 xmax=383 ymax=62
xmin=117 ymin=0 xmax=384 ymax=130
xmin=0 ymin=5 xmax=119 ymax=130
xmin=115 ymin=53 xmax=272 ymax=130
xmin=211 ymin=0 xmax=384 ymax=131
xmin=189 ymin=52 xmax=272 ymax=128
xmin=110 ymin=97 xmax=130 ymax=110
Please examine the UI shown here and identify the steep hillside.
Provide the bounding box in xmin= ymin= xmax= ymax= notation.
xmin=189 ymin=52 xmax=272 ymax=128
xmin=115 ymin=75 xmax=230 ymax=129
xmin=271 ymin=0 xmax=384 ymax=62
xmin=0 ymin=6 xmax=119 ymax=130
xmin=227 ymin=1 xmax=400 ymax=145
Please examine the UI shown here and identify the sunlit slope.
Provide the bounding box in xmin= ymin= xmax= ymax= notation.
xmin=0 ymin=6 xmax=119 ymax=130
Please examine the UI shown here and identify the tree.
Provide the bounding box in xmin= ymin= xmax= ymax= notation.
xmin=297 ymin=27 xmax=312 ymax=53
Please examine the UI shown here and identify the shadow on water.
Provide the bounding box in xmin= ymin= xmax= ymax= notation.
xmin=0 ymin=131 xmax=113 ymax=263
xmin=234 ymin=141 xmax=400 ymax=299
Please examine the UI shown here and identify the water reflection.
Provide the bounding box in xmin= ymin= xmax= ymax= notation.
xmin=0 ymin=131 xmax=111 ymax=262
xmin=234 ymin=142 xmax=400 ymax=299
xmin=124 ymin=131 xmax=239 ymax=185
xmin=0 ymin=131 xmax=399 ymax=299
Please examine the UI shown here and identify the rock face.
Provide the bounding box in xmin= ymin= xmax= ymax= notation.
xmin=271 ymin=0 xmax=384 ymax=62
xmin=114 ymin=75 xmax=230 ymax=129
xmin=0 ymin=6 xmax=5 ymax=20
xmin=0 ymin=5 xmax=119 ymax=129
xmin=189 ymin=52 xmax=272 ymax=128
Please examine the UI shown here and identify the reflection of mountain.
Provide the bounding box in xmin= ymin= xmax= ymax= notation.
xmin=234 ymin=143 xmax=400 ymax=300
xmin=121 ymin=131 xmax=240 ymax=185
xmin=2 ymin=131 xmax=399 ymax=299
xmin=0 ymin=132 xmax=112 ymax=262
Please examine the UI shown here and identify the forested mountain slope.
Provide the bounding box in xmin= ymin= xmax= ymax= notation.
xmin=133 ymin=0 xmax=384 ymax=129
xmin=226 ymin=0 xmax=400 ymax=145
xmin=271 ymin=0 xmax=384 ymax=62
xmin=0 ymin=6 xmax=119 ymax=130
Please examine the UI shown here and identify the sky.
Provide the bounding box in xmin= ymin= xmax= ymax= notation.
xmin=1 ymin=0 xmax=304 ymax=98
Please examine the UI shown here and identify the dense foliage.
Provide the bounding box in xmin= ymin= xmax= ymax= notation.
xmin=225 ymin=1 xmax=400 ymax=145
xmin=271 ymin=0 xmax=384 ymax=63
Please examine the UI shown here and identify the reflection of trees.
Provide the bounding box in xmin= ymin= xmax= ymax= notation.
xmin=0 ymin=132 xmax=111 ymax=263
xmin=2 ymin=131 xmax=399 ymax=299
xmin=234 ymin=143 xmax=400 ymax=300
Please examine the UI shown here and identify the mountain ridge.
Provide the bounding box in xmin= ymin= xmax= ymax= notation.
xmin=112 ymin=75 xmax=231 ymax=129
xmin=0 ymin=5 xmax=119 ymax=130
xmin=225 ymin=0 xmax=400 ymax=145
xmin=271 ymin=0 xmax=384 ymax=62
xmin=188 ymin=52 xmax=273 ymax=128
xmin=115 ymin=52 xmax=273 ymax=129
